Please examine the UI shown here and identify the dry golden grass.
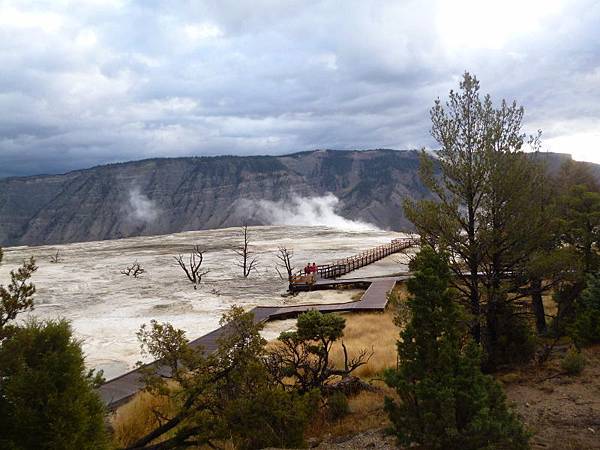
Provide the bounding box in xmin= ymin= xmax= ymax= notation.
xmin=111 ymin=388 xmax=239 ymax=449
xmin=110 ymin=391 xmax=177 ymax=448
xmin=542 ymin=292 xmax=558 ymax=317
xmin=329 ymin=282 xmax=408 ymax=379
xmin=330 ymin=310 xmax=399 ymax=378
xmin=306 ymin=383 xmax=396 ymax=439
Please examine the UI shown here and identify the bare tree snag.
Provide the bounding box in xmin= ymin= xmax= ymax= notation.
xmin=234 ymin=224 xmax=258 ymax=278
xmin=49 ymin=250 xmax=61 ymax=263
xmin=275 ymin=246 xmax=295 ymax=285
xmin=175 ymin=245 xmax=209 ymax=289
xmin=121 ymin=260 xmax=145 ymax=278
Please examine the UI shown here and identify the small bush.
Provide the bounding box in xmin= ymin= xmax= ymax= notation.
xmin=561 ymin=349 xmax=585 ymax=375
xmin=327 ymin=391 xmax=349 ymax=421
xmin=226 ymin=387 xmax=319 ymax=450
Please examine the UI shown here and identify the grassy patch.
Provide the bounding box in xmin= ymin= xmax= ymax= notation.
xmin=307 ymin=385 xmax=396 ymax=440
xmin=330 ymin=310 xmax=399 ymax=378
xmin=110 ymin=391 xmax=177 ymax=448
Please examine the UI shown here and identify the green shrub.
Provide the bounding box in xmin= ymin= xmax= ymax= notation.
xmin=133 ymin=306 xmax=321 ymax=450
xmin=226 ymin=387 xmax=319 ymax=450
xmin=271 ymin=310 xmax=371 ymax=393
xmin=0 ymin=318 xmax=108 ymax=450
xmin=327 ymin=391 xmax=350 ymax=421
xmin=561 ymin=349 xmax=585 ymax=376
xmin=572 ymin=273 xmax=600 ymax=347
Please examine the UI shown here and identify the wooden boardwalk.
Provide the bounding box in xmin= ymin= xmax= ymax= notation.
xmin=98 ymin=273 xmax=411 ymax=409
xmin=290 ymin=237 xmax=418 ymax=290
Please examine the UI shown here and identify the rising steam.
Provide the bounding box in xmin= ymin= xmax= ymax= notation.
xmin=126 ymin=187 xmax=160 ymax=223
xmin=248 ymin=194 xmax=378 ymax=231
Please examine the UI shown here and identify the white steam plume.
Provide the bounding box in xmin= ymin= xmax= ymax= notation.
xmin=248 ymin=194 xmax=379 ymax=231
xmin=126 ymin=187 xmax=159 ymax=223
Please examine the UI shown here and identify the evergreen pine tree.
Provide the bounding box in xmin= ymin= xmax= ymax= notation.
xmin=384 ymin=247 xmax=529 ymax=450
xmin=572 ymin=271 xmax=600 ymax=347
xmin=0 ymin=319 xmax=108 ymax=450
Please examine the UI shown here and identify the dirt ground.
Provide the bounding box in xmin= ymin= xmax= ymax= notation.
xmin=281 ymin=345 xmax=600 ymax=450
xmin=305 ymin=347 xmax=600 ymax=450
xmin=502 ymin=345 xmax=600 ymax=450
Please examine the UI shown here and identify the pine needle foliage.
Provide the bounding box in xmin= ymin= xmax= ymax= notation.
xmin=0 ymin=319 xmax=108 ymax=450
xmin=384 ymin=247 xmax=529 ymax=450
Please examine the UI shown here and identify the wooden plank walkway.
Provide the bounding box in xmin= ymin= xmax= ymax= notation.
xmin=98 ymin=274 xmax=411 ymax=409
xmin=290 ymin=237 xmax=418 ymax=290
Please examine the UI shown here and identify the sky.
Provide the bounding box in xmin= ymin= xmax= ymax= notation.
xmin=0 ymin=0 xmax=599 ymax=178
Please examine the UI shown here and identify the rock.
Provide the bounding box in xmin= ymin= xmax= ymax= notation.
xmin=306 ymin=437 xmax=322 ymax=448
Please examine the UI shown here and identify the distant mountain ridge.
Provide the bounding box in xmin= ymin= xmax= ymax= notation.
xmin=0 ymin=149 xmax=593 ymax=246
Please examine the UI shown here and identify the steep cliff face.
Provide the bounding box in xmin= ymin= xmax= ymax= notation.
xmin=0 ymin=149 xmax=588 ymax=246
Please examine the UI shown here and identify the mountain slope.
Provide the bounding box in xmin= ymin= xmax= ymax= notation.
xmin=0 ymin=149 xmax=591 ymax=246
xmin=0 ymin=150 xmax=428 ymax=246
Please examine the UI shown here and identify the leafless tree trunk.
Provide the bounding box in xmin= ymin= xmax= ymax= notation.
xmin=175 ymin=245 xmax=209 ymax=289
xmin=49 ymin=250 xmax=61 ymax=263
xmin=121 ymin=260 xmax=145 ymax=278
xmin=275 ymin=246 xmax=294 ymax=285
xmin=234 ymin=224 xmax=258 ymax=278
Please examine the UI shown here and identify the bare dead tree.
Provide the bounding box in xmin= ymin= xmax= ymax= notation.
xmin=174 ymin=245 xmax=209 ymax=289
xmin=275 ymin=246 xmax=295 ymax=283
xmin=49 ymin=250 xmax=61 ymax=263
xmin=121 ymin=260 xmax=145 ymax=278
xmin=233 ymin=224 xmax=258 ymax=278
xmin=338 ymin=341 xmax=374 ymax=377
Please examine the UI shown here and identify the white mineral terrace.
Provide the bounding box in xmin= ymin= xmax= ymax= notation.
xmin=0 ymin=225 xmax=413 ymax=379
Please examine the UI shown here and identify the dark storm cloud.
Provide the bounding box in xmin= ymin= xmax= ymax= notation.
xmin=1 ymin=0 xmax=599 ymax=178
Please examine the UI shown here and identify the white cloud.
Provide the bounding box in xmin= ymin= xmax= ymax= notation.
xmin=0 ymin=6 xmax=65 ymax=32
xmin=183 ymin=23 xmax=223 ymax=42
xmin=74 ymin=29 xmax=98 ymax=48
xmin=436 ymin=0 xmax=566 ymax=51
xmin=545 ymin=132 xmax=600 ymax=164
xmin=1 ymin=0 xmax=600 ymax=178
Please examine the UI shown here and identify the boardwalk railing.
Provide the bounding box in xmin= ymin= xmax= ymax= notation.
xmin=290 ymin=237 xmax=418 ymax=289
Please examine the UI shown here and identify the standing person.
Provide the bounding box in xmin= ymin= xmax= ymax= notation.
xmin=304 ymin=264 xmax=310 ymax=276
xmin=311 ymin=262 xmax=318 ymax=278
